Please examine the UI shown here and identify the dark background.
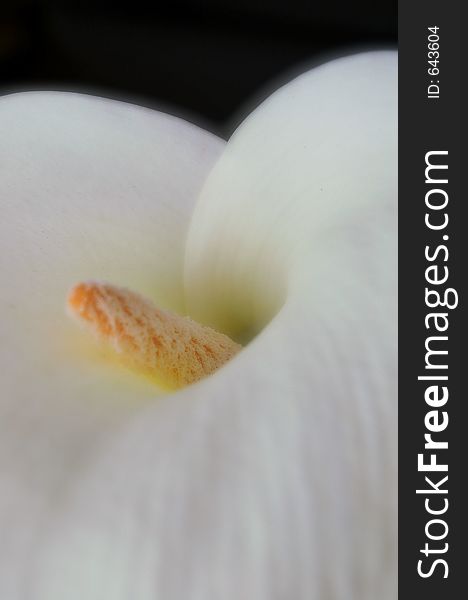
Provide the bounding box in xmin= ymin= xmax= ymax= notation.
xmin=1 ymin=0 xmax=396 ymax=136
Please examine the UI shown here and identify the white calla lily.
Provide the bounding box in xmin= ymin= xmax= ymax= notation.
xmin=0 ymin=51 xmax=396 ymax=600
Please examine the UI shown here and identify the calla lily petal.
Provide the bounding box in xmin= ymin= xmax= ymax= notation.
xmin=186 ymin=50 xmax=397 ymax=597
xmin=0 ymin=92 xmax=224 ymax=595
xmin=19 ymin=52 xmax=396 ymax=600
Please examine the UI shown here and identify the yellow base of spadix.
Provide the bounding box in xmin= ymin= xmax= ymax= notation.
xmin=67 ymin=282 xmax=241 ymax=389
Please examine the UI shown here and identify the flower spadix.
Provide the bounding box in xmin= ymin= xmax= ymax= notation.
xmin=67 ymin=281 xmax=241 ymax=388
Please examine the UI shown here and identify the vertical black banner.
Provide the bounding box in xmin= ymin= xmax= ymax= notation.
xmin=399 ymin=1 xmax=466 ymax=598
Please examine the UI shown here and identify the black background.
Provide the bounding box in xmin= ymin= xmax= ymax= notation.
xmin=1 ymin=0 xmax=396 ymax=136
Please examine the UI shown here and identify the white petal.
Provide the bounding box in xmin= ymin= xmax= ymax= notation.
xmin=0 ymin=92 xmax=224 ymax=596
xmin=31 ymin=53 xmax=397 ymax=600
